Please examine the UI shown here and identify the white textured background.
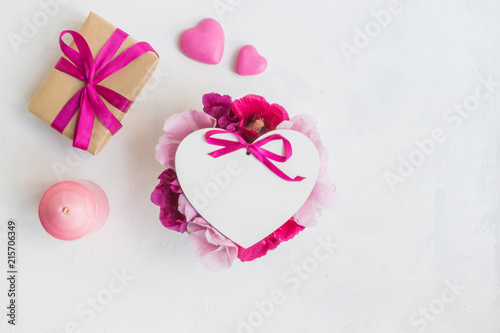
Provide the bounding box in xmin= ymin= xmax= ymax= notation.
xmin=1 ymin=0 xmax=499 ymax=332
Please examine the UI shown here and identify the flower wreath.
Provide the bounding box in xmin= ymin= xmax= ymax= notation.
xmin=151 ymin=93 xmax=336 ymax=270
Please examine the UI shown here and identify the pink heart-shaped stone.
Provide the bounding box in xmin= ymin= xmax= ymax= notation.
xmin=179 ymin=18 xmax=225 ymax=65
xmin=235 ymin=45 xmax=268 ymax=76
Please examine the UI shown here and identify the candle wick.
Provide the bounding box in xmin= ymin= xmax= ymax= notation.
xmin=62 ymin=206 xmax=71 ymax=216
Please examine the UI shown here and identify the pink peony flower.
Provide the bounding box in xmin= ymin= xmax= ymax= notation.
xmin=278 ymin=114 xmax=337 ymax=226
xmin=187 ymin=217 xmax=238 ymax=271
xmin=155 ymin=109 xmax=216 ymax=170
xmin=237 ymin=218 xmax=305 ymax=262
xmin=150 ymin=169 xmax=188 ymax=232
xmin=202 ymin=93 xmax=240 ymax=132
xmin=232 ymin=94 xmax=289 ymax=142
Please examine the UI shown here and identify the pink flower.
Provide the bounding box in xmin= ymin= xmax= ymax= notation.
xmin=177 ymin=193 xmax=198 ymax=221
xmin=150 ymin=169 xmax=188 ymax=232
xmin=237 ymin=218 xmax=305 ymax=262
xmin=187 ymin=217 xmax=238 ymax=271
xmin=232 ymin=94 xmax=289 ymax=142
xmin=178 ymin=192 xmax=238 ymax=270
xmin=202 ymin=93 xmax=240 ymax=132
xmin=155 ymin=110 xmax=216 ymax=170
xmin=278 ymin=114 xmax=337 ymax=226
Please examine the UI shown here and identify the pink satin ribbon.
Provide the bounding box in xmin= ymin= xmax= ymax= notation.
xmin=51 ymin=29 xmax=157 ymax=150
xmin=205 ymin=129 xmax=305 ymax=182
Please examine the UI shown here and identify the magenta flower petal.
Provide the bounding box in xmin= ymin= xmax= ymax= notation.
xmin=151 ymin=169 xmax=188 ymax=232
xmin=237 ymin=218 xmax=305 ymax=262
xmin=202 ymin=92 xmax=232 ymax=119
xmin=155 ymin=110 xmax=216 ymax=170
xmin=202 ymin=92 xmax=240 ymax=131
xmin=232 ymin=94 xmax=289 ymax=142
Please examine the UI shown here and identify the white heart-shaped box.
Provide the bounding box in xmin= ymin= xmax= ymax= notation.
xmin=175 ymin=128 xmax=319 ymax=248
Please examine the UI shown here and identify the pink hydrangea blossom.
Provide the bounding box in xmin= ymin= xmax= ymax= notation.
xmin=155 ymin=109 xmax=216 ymax=170
xmin=187 ymin=217 xmax=238 ymax=271
xmin=278 ymin=114 xmax=337 ymax=226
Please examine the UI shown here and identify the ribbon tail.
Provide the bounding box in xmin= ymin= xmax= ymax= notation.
xmin=249 ymin=147 xmax=305 ymax=182
xmin=73 ymin=88 xmax=95 ymax=150
xmin=259 ymin=157 xmax=305 ymax=182
xmin=51 ymin=88 xmax=84 ymax=133
xmin=87 ymin=85 xmax=122 ymax=135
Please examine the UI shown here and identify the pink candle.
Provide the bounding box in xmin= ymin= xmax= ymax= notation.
xmin=38 ymin=181 xmax=109 ymax=240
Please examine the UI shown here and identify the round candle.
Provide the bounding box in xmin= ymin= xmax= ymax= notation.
xmin=38 ymin=181 xmax=109 ymax=240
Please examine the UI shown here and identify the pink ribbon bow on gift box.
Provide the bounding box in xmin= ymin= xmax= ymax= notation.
xmin=51 ymin=29 xmax=157 ymax=150
xmin=205 ymin=129 xmax=305 ymax=182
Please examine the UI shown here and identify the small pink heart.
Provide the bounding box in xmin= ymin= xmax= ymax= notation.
xmin=179 ymin=18 xmax=225 ymax=65
xmin=235 ymin=45 xmax=268 ymax=76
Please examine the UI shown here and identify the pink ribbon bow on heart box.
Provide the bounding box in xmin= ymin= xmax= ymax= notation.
xmin=205 ymin=129 xmax=305 ymax=182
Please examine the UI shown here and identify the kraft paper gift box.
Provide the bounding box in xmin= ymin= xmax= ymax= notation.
xmin=28 ymin=12 xmax=159 ymax=155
